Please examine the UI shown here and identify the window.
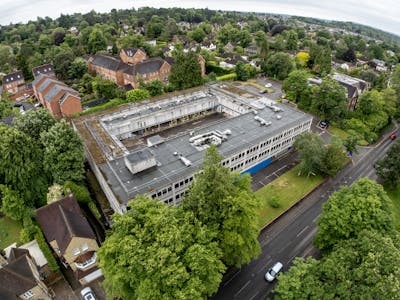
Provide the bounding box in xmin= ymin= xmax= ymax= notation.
xmin=72 ymin=248 xmax=80 ymax=255
xmin=22 ymin=290 xmax=34 ymax=299
xmin=82 ymin=244 xmax=88 ymax=251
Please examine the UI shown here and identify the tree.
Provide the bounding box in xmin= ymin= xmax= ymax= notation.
xmin=285 ymin=30 xmax=298 ymax=50
xmin=293 ymin=132 xmax=325 ymax=176
xmin=314 ymin=178 xmax=394 ymax=252
xmin=275 ymin=230 xmax=400 ymax=300
xmin=235 ymin=61 xmax=250 ymax=81
xmin=0 ymin=124 xmax=47 ymax=207
xmin=54 ymin=47 xmax=75 ymax=79
xmin=140 ymin=80 xmax=164 ymax=97
xmin=376 ymin=141 xmax=400 ymax=188
xmin=87 ymin=28 xmax=107 ymax=54
xmin=52 ymin=28 xmax=66 ymax=46
xmin=98 ymin=197 xmax=225 ymax=300
xmin=282 ymin=70 xmax=310 ymax=104
xmin=126 ymin=89 xmax=150 ymax=102
xmin=68 ymin=58 xmax=88 ymax=79
xmin=320 ymin=144 xmax=347 ymax=177
xmin=312 ymin=78 xmax=347 ymax=122
xmin=0 ymin=185 xmax=26 ymax=221
xmin=258 ymin=36 xmax=269 ymax=71
xmin=309 ymin=44 xmax=331 ymax=75
xmin=183 ymin=146 xmax=261 ymax=267
xmin=169 ymin=51 xmax=203 ymax=90
xmin=343 ymin=130 xmax=360 ymax=155
xmin=13 ymin=108 xmax=56 ymax=141
xmin=295 ymin=51 xmax=310 ymax=68
xmin=40 ymin=120 xmax=85 ymax=184
xmin=63 ymin=181 xmax=91 ymax=204
xmin=188 ymin=27 xmax=206 ymax=43
xmin=92 ymin=76 xmax=117 ymax=99
xmin=265 ymin=52 xmax=294 ymax=80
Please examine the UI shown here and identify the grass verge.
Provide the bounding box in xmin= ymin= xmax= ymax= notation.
xmin=0 ymin=216 xmax=22 ymax=249
xmin=256 ymin=166 xmax=325 ymax=229
xmin=386 ymin=186 xmax=400 ymax=230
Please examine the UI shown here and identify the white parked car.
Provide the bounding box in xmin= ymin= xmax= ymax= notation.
xmin=80 ymin=287 xmax=97 ymax=300
xmin=265 ymin=83 xmax=272 ymax=88
xmin=265 ymin=262 xmax=283 ymax=282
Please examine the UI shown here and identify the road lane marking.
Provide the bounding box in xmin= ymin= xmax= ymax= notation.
xmin=223 ymin=269 xmax=241 ymax=287
xmin=296 ymin=225 xmax=309 ymax=237
xmin=257 ymin=258 xmax=273 ymax=274
xmin=234 ymin=280 xmax=251 ymax=297
xmin=249 ymin=291 xmax=260 ymax=300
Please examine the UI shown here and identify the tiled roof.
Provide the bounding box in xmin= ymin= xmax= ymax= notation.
xmin=134 ymin=57 xmax=167 ymax=75
xmin=32 ymin=64 xmax=55 ymax=78
xmin=2 ymin=71 xmax=24 ymax=84
xmin=0 ymin=255 xmax=37 ymax=299
xmin=122 ymin=47 xmax=140 ymax=57
xmin=36 ymin=195 xmax=96 ymax=255
xmin=91 ymin=55 xmax=127 ymax=71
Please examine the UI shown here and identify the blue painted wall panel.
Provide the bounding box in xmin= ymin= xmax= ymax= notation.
xmin=240 ymin=157 xmax=273 ymax=175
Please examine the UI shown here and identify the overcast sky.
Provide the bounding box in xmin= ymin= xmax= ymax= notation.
xmin=1 ymin=0 xmax=399 ymax=36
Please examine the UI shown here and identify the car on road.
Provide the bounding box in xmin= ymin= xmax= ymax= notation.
xmin=265 ymin=83 xmax=272 ymax=88
xmin=389 ymin=133 xmax=396 ymax=140
xmin=259 ymin=89 xmax=267 ymax=94
xmin=265 ymin=262 xmax=283 ymax=282
xmin=81 ymin=287 xmax=97 ymax=300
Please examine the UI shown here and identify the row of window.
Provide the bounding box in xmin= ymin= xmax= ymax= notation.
xmin=150 ymin=176 xmax=194 ymax=199
xmin=72 ymin=243 xmax=89 ymax=256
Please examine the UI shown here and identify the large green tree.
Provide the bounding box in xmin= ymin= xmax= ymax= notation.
xmin=314 ymin=178 xmax=394 ymax=252
xmin=293 ymin=132 xmax=325 ymax=176
xmin=312 ymin=78 xmax=347 ymax=122
xmin=0 ymin=185 xmax=26 ymax=221
xmin=265 ymin=52 xmax=294 ymax=80
xmin=275 ymin=230 xmax=400 ymax=300
xmin=169 ymin=51 xmax=203 ymax=90
xmin=40 ymin=120 xmax=85 ymax=184
xmin=98 ymin=197 xmax=225 ymax=300
xmin=87 ymin=28 xmax=107 ymax=54
xmin=376 ymin=140 xmax=400 ymax=188
xmin=0 ymin=124 xmax=47 ymax=207
xmin=282 ymin=70 xmax=310 ymax=106
xmin=14 ymin=108 xmax=56 ymax=141
xmin=183 ymin=146 xmax=261 ymax=267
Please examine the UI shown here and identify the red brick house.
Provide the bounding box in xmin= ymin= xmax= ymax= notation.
xmin=120 ymin=48 xmax=148 ymax=64
xmin=2 ymin=71 xmax=25 ymax=95
xmin=32 ymin=74 xmax=82 ymax=119
xmin=88 ymin=54 xmax=171 ymax=89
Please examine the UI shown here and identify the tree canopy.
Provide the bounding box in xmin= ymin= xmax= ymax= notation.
xmin=182 ymin=145 xmax=261 ymax=267
xmin=265 ymin=52 xmax=294 ymax=80
xmin=98 ymin=197 xmax=225 ymax=300
xmin=376 ymin=140 xmax=400 ymax=188
xmin=314 ymin=178 xmax=394 ymax=252
xmin=169 ymin=51 xmax=203 ymax=90
xmin=275 ymin=230 xmax=400 ymax=300
xmin=40 ymin=120 xmax=85 ymax=184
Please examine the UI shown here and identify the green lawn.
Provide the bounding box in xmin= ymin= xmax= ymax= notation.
xmin=256 ymin=166 xmax=325 ymax=228
xmin=0 ymin=216 xmax=22 ymax=249
xmin=328 ymin=126 xmax=349 ymax=141
xmin=386 ymin=186 xmax=400 ymax=230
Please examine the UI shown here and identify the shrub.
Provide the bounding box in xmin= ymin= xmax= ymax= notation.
xmin=268 ymin=196 xmax=281 ymax=208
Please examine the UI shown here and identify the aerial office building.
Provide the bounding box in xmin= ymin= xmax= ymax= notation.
xmin=74 ymin=84 xmax=312 ymax=214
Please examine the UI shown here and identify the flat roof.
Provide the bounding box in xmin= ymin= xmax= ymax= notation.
xmin=100 ymin=102 xmax=311 ymax=204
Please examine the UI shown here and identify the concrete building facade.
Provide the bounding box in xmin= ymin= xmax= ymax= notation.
xmin=74 ymin=84 xmax=312 ymax=214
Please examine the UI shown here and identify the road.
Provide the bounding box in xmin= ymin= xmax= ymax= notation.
xmin=211 ymin=127 xmax=399 ymax=300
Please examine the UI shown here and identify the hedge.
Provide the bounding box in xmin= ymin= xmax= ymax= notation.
xmin=35 ymin=227 xmax=59 ymax=272
xmin=216 ymin=73 xmax=237 ymax=81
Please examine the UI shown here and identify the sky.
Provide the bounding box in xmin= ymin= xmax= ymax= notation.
xmin=0 ymin=0 xmax=399 ymax=36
